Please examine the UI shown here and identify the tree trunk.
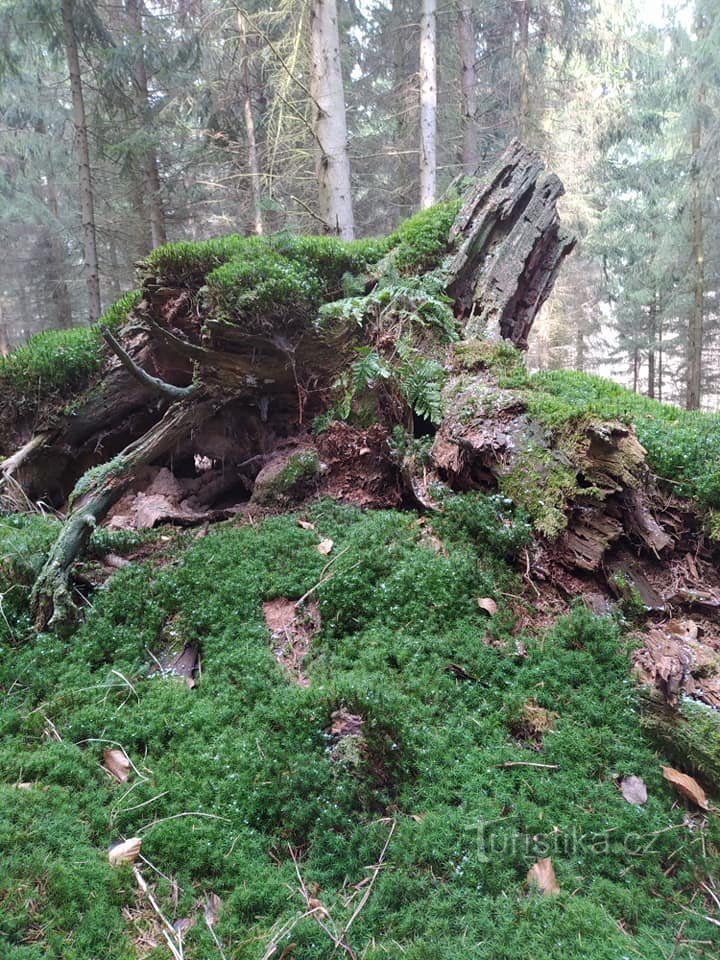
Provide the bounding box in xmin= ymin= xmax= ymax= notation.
xmin=647 ymin=295 xmax=657 ymax=399
xmin=0 ymin=303 xmax=9 ymax=357
xmin=238 ymin=11 xmax=263 ymax=236
xmin=309 ymin=0 xmax=355 ymax=239
xmin=45 ymin=159 xmax=74 ymax=329
xmin=516 ymin=0 xmax=530 ymax=142
xmin=632 ymin=346 xmax=639 ymax=393
xmin=61 ymin=0 xmax=101 ymax=323
xmin=457 ymin=1 xmax=478 ymax=176
xmin=687 ymin=111 xmax=704 ymax=410
xmin=419 ymin=0 xmax=437 ymax=208
xmin=126 ymin=0 xmax=167 ymax=250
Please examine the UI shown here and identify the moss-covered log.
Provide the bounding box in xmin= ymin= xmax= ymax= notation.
xmin=638 ymin=686 xmax=720 ymax=792
xmin=30 ymin=398 xmax=217 ymax=629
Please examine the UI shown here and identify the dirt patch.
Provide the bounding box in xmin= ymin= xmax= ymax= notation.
xmin=263 ymin=598 xmax=320 ymax=687
xmin=316 ymin=423 xmax=402 ymax=509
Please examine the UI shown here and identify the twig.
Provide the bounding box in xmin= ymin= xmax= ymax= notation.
xmin=337 ymin=819 xmax=396 ymax=946
xmin=290 ymin=194 xmax=333 ymax=231
xmin=133 ymin=865 xmax=184 ymax=960
xmin=498 ymin=761 xmax=560 ymax=770
xmin=138 ymin=811 xmax=231 ymax=834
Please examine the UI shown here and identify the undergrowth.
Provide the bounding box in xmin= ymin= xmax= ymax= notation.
xmin=0 ymin=498 xmax=717 ymax=959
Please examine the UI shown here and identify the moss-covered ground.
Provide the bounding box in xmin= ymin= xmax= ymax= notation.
xmin=1 ymin=499 xmax=718 ymax=959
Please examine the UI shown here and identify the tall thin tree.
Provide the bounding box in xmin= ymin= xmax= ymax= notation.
xmin=457 ymin=0 xmax=478 ymax=175
xmin=419 ymin=0 xmax=437 ymax=208
xmin=309 ymin=0 xmax=354 ymax=239
xmin=61 ymin=0 xmax=101 ymax=323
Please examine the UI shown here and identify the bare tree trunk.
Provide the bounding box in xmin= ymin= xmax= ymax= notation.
xmin=238 ymin=11 xmax=263 ymax=236
xmin=309 ymin=0 xmax=355 ymax=239
xmin=516 ymin=0 xmax=530 ymax=142
xmin=457 ymin=1 xmax=478 ymax=176
xmin=61 ymin=0 xmax=101 ymax=323
xmin=648 ymin=295 xmax=657 ymax=399
xmin=45 ymin=172 xmax=73 ymax=329
xmin=0 ymin=303 xmax=9 ymax=357
xmin=633 ymin=346 xmax=639 ymax=394
xmin=658 ymin=320 xmax=663 ymax=402
xmin=126 ymin=0 xmax=167 ymax=249
xmin=687 ymin=110 xmax=704 ymax=410
xmin=419 ymin=0 xmax=437 ymax=208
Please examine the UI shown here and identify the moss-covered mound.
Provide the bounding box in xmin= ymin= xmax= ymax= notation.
xmin=1 ymin=500 xmax=719 ymax=959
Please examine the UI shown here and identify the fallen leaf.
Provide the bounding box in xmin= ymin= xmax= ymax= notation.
xmin=477 ymin=597 xmax=498 ymax=616
xmin=174 ymin=917 xmax=195 ymax=936
xmin=298 ymin=520 xmax=316 ymax=531
xmin=317 ymin=538 xmax=333 ymax=555
xmin=620 ymin=775 xmax=648 ymax=805
xmin=204 ymin=892 xmax=223 ymax=927
xmin=662 ymin=766 xmax=709 ymax=811
xmin=526 ymin=857 xmax=560 ymax=895
xmin=108 ymin=837 xmax=142 ymax=866
xmin=103 ymin=748 xmax=130 ymax=783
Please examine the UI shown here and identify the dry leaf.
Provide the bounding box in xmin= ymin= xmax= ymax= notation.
xmin=298 ymin=520 xmax=316 ymax=531
xmin=477 ymin=597 xmax=498 ymax=616
xmin=620 ymin=775 xmax=648 ymax=805
xmin=108 ymin=837 xmax=142 ymax=866
xmin=174 ymin=917 xmax=195 ymax=936
xmin=204 ymin=892 xmax=223 ymax=927
xmin=526 ymin=857 xmax=560 ymax=895
xmin=662 ymin=766 xmax=709 ymax=811
xmin=103 ymin=748 xmax=130 ymax=783
xmin=317 ymin=538 xmax=334 ymax=555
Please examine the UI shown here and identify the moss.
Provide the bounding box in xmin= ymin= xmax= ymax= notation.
xmin=0 ymin=511 xmax=717 ymax=958
xmin=526 ymin=370 xmax=720 ymax=510
xmin=387 ymin=198 xmax=462 ymax=273
xmin=68 ymin=455 xmax=127 ymax=507
xmin=453 ymin=339 xmax=531 ymax=389
xmin=499 ymin=441 xmax=577 ymax=539
xmin=251 ymin=449 xmax=321 ymax=506
xmin=0 ymin=290 xmax=140 ymax=418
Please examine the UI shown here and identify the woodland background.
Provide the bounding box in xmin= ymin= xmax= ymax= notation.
xmin=1 ymin=0 xmax=719 ymax=409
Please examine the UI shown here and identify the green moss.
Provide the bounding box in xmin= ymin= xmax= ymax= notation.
xmin=387 ymin=199 xmax=462 ymax=273
xmin=0 ymin=508 xmax=716 ymax=958
xmin=454 ymin=339 xmax=531 ymax=389
xmin=0 ymin=290 xmax=140 ymax=419
xmin=68 ymin=455 xmax=127 ymax=507
xmin=499 ymin=441 xmax=577 ymax=538
xmin=527 ymin=370 xmax=720 ymax=509
xmin=251 ymin=449 xmax=321 ymax=506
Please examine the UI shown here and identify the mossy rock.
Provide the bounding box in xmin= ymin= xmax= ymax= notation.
xmin=250 ymin=448 xmax=321 ymax=506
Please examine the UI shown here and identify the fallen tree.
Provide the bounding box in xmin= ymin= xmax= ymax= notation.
xmin=0 ymin=139 xmax=714 ymax=639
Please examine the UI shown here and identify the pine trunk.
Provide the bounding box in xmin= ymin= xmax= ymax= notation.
xmin=419 ymin=0 xmax=437 ymax=208
xmin=516 ymin=0 xmax=530 ymax=142
xmin=126 ymin=0 xmax=167 ymax=250
xmin=61 ymin=0 xmax=101 ymax=323
xmin=309 ymin=0 xmax=355 ymax=240
xmin=687 ymin=113 xmax=704 ymax=410
xmin=238 ymin=12 xmax=263 ymax=236
xmin=457 ymin=1 xmax=478 ymax=176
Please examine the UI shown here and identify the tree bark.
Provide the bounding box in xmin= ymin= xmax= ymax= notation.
xmin=126 ymin=0 xmax=167 ymax=250
xmin=457 ymin=1 xmax=478 ymax=176
xmin=238 ymin=11 xmax=263 ymax=236
xmin=0 ymin=303 xmax=9 ymax=357
xmin=687 ymin=111 xmax=704 ymax=410
xmin=516 ymin=0 xmax=530 ymax=142
xmin=61 ymin=0 xmax=102 ymax=323
xmin=446 ymin=140 xmax=576 ymax=346
xmin=419 ymin=0 xmax=437 ymax=208
xmin=309 ymin=0 xmax=355 ymax=239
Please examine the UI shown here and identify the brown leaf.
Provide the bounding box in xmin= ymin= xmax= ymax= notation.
xmin=477 ymin=597 xmax=498 ymax=616
xmin=174 ymin=917 xmax=195 ymax=936
xmin=317 ymin=538 xmax=334 ymax=556
xmin=103 ymin=748 xmax=130 ymax=783
xmin=661 ymin=766 xmax=709 ymax=811
xmin=108 ymin=837 xmax=142 ymax=866
xmin=620 ymin=775 xmax=648 ymax=805
xmin=204 ymin=892 xmax=223 ymax=927
xmin=298 ymin=520 xmax=316 ymax=531
xmin=526 ymin=857 xmax=560 ymax=895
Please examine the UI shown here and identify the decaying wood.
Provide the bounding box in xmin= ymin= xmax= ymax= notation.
xmin=31 ymin=398 xmax=216 ymax=630
xmin=447 ymin=139 xmax=576 ymax=346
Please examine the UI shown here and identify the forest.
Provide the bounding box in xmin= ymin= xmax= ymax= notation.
xmin=1 ymin=1 xmax=720 ymax=959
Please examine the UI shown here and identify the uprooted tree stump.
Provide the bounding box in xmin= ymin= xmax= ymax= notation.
xmin=0 ymin=139 xmax=698 ymax=633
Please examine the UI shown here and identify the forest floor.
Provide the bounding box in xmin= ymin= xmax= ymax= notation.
xmin=2 ymin=484 xmax=720 ymax=959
